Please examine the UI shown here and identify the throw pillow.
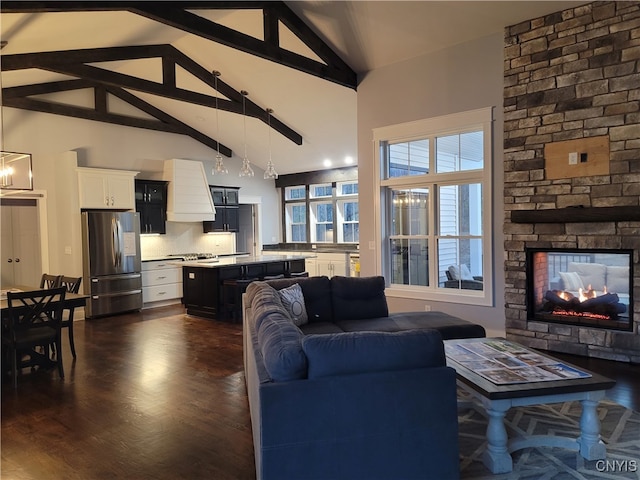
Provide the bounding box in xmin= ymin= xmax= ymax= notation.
xmin=278 ymin=283 xmax=308 ymax=326
xmin=559 ymin=271 xmax=584 ymax=291
xmin=459 ymin=264 xmax=474 ymax=281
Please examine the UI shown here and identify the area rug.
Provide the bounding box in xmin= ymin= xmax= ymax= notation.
xmin=458 ymin=396 xmax=640 ymax=479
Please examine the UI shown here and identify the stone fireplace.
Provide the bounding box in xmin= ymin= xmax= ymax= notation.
xmin=503 ymin=2 xmax=640 ymax=363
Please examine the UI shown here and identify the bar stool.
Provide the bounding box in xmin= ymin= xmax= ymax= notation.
xmin=287 ymin=271 xmax=309 ymax=278
xmin=263 ymin=274 xmax=285 ymax=281
xmin=222 ymin=277 xmax=258 ymax=323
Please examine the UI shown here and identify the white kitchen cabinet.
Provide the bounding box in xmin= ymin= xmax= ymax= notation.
xmin=77 ymin=167 xmax=138 ymax=210
xmin=315 ymin=252 xmax=348 ymax=278
xmin=142 ymin=260 xmax=183 ymax=306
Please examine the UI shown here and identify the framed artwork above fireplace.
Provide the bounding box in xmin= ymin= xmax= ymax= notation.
xmin=526 ymin=248 xmax=634 ymax=332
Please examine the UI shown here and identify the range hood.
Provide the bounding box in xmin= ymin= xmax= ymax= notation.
xmin=163 ymin=159 xmax=215 ymax=222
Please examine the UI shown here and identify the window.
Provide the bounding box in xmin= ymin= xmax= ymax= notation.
xmin=286 ymin=202 xmax=307 ymax=242
xmin=282 ymin=178 xmax=359 ymax=244
xmin=374 ymin=108 xmax=493 ymax=306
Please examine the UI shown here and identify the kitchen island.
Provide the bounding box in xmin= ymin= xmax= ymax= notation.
xmin=176 ymin=255 xmax=308 ymax=320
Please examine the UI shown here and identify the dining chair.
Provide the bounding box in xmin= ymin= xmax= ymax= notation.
xmin=2 ymin=287 xmax=66 ymax=388
xmin=58 ymin=276 xmax=82 ymax=358
xmin=40 ymin=273 xmax=62 ymax=289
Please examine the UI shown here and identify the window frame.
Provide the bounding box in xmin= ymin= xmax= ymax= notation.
xmin=373 ymin=107 xmax=494 ymax=307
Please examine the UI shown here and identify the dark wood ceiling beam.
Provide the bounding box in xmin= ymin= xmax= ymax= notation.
xmin=1 ymin=44 xmax=169 ymax=70
xmin=128 ymin=5 xmax=357 ymax=89
xmin=2 ymin=46 xmax=303 ymax=145
xmin=2 ymin=80 xmax=233 ymax=155
xmin=107 ymin=86 xmax=232 ymax=155
xmin=1 ymin=1 xmax=358 ymax=88
xmin=3 ymin=96 xmax=185 ymax=133
xmin=0 ymin=2 xmax=268 ymax=13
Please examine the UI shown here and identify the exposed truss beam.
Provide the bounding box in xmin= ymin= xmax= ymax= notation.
xmin=2 ymin=45 xmax=303 ymax=145
xmin=2 ymin=79 xmax=233 ymax=156
xmin=0 ymin=1 xmax=358 ymax=89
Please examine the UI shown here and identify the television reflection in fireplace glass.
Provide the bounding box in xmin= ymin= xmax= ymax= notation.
xmin=526 ymin=248 xmax=633 ymax=331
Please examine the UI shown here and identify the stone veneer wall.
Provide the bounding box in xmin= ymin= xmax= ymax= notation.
xmin=503 ymin=1 xmax=640 ymax=362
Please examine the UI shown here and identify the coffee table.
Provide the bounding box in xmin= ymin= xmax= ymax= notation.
xmin=444 ymin=337 xmax=616 ymax=474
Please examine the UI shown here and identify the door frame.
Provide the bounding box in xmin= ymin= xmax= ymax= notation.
xmin=0 ymin=190 xmax=50 ymax=278
xmin=238 ymin=194 xmax=262 ymax=257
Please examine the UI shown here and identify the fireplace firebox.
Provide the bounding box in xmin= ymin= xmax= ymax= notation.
xmin=526 ymin=248 xmax=633 ymax=332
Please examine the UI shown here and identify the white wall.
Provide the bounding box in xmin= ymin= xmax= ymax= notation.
xmin=3 ymin=108 xmax=281 ymax=271
xmin=357 ymin=33 xmax=506 ymax=337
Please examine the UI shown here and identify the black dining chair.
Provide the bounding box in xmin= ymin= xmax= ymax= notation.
xmin=2 ymin=287 xmax=66 ymax=388
xmin=58 ymin=276 xmax=82 ymax=358
xmin=40 ymin=273 xmax=62 ymax=289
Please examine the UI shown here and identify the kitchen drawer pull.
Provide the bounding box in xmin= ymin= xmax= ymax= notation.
xmin=156 ymin=276 xmax=167 ymax=280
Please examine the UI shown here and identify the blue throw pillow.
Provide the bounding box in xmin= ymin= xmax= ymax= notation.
xmin=302 ymin=329 xmax=444 ymax=379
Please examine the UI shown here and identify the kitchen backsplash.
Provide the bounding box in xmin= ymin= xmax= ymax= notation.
xmin=140 ymin=221 xmax=236 ymax=259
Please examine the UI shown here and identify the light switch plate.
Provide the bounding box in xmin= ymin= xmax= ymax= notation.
xmin=568 ymin=152 xmax=578 ymax=165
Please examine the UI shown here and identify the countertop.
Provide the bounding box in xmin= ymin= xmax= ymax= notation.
xmin=168 ymin=254 xmax=314 ymax=268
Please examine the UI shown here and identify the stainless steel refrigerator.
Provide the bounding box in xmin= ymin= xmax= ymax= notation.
xmin=81 ymin=211 xmax=143 ymax=318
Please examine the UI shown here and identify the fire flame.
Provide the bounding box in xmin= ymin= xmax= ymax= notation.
xmin=578 ymin=284 xmax=599 ymax=302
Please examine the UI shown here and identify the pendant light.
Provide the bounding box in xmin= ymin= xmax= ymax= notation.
xmin=211 ymin=70 xmax=228 ymax=175
xmin=239 ymin=90 xmax=254 ymax=177
xmin=263 ymin=108 xmax=278 ymax=180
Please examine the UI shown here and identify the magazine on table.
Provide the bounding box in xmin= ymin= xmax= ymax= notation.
xmin=445 ymin=339 xmax=591 ymax=385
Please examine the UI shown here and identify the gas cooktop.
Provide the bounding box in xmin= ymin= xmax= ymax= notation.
xmin=168 ymin=253 xmax=218 ymax=261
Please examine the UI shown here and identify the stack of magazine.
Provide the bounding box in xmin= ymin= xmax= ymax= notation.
xmin=445 ymin=339 xmax=591 ymax=385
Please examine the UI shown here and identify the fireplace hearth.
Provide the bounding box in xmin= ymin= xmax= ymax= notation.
xmin=526 ymin=249 xmax=633 ymax=332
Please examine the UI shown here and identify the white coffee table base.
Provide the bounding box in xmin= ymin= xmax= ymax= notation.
xmin=460 ymin=384 xmax=608 ymax=474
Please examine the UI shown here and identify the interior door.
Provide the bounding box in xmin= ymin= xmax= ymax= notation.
xmin=0 ymin=200 xmax=42 ymax=288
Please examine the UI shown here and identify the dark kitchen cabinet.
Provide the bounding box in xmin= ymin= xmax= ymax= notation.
xmin=135 ymin=180 xmax=168 ymax=234
xmin=203 ymin=186 xmax=240 ymax=233
xmin=210 ymin=186 xmax=239 ymax=206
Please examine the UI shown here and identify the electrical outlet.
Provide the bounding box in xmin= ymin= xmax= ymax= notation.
xmin=64 ymin=246 xmax=72 ymax=255
xmin=424 ymin=305 xmax=431 ymax=312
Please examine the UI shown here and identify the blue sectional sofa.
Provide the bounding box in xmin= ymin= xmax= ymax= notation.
xmin=243 ymin=275 xmax=485 ymax=480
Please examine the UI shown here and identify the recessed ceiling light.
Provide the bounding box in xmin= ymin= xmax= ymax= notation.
xmin=344 ymin=156 xmax=354 ymax=165
xmin=323 ymin=159 xmax=332 ymax=168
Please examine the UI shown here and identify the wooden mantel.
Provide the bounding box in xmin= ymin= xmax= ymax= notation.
xmin=510 ymin=206 xmax=640 ymax=223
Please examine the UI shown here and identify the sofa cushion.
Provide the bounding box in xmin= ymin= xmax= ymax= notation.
xmin=390 ymin=312 xmax=486 ymax=340
xmin=265 ymin=276 xmax=333 ymax=323
xmin=299 ymin=322 xmax=346 ymax=334
xmin=302 ymin=329 xmax=445 ymax=379
xmin=606 ymin=266 xmax=629 ymax=294
xmin=257 ymin=311 xmax=307 ymax=381
xmin=278 ymin=283 xmax=308 ymax=326
xmin=331 ymin=276 xmax=389 ymax=322
xmin=568 ymin=262 xmax=607 ymax=291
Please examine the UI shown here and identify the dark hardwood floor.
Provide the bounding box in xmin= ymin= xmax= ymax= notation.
xmin=2 ymin=305 xmax=639 ymax=479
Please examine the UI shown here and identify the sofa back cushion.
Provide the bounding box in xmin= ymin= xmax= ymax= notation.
xmin=257 ymin=311 xmax=307 ymax=381
xmin=302 ymin=329 xmax=445 ymax=379
xmin=264 ymin=276 xmax=333 ymax=323
xmin=568 ymin=262 xmax=607 ymax=291
xmin=331 ymin=276 xmax=389 ymax=322
xmin=606 ymin=266 xmax=629 ymax=294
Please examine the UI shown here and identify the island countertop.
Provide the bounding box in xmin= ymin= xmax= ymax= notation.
xmin=169 ymin=254 xmax=314 ymax=269
xmin=179 ymin=255 xmax=308 ymax=320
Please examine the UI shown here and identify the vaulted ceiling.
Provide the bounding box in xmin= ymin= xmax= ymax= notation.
xmin=1 ymin=1 xmax=584 ymax=174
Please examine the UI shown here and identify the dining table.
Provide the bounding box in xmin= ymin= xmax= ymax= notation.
xmin=1 ymin=286 xmax=89 ymax=316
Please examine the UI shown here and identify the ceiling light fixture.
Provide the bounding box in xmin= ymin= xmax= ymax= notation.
xmin=212 ymin=70 xmax=228 ymax=175
xmin=263 ymin=108 xmax=278 ymax=180
xmin=239 ymin=90 xmax=254 ymax=177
